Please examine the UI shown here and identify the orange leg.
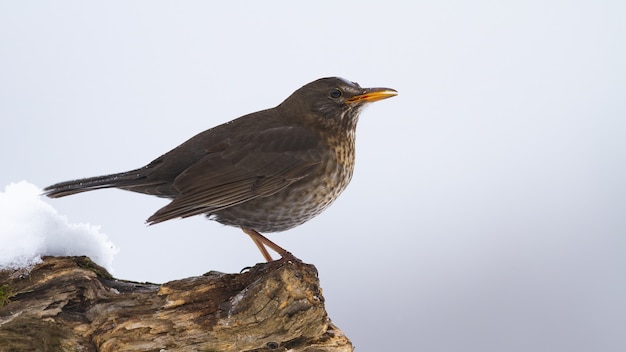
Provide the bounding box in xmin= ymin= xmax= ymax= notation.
xmin=250 ymin=235 xmax=273 ymax=262
xmin=241 ymin=228 xmax=298 ymax=262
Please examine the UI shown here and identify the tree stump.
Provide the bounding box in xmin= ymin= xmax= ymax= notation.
xmin=0 ymin=256 xmax=353 ymax=352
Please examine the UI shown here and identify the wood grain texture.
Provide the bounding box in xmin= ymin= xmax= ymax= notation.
xmin=0 ymin=257 xmax=352 ymax=352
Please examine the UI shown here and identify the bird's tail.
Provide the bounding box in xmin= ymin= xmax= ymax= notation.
xmin=43 ymin=168 xmax=148 ymax=198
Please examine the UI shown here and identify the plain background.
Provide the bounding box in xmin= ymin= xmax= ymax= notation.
xmin=2 ymin=1 xmax=625 ymax=351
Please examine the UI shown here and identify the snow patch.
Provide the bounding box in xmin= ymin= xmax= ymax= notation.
xmin=0 ymin=181 xmax=118 ymax=272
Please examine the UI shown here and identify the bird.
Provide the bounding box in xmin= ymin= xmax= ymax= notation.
xmin=44 ymin=77 xmax=397 ymax=261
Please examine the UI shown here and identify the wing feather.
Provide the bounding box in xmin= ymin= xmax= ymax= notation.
xmin=147 ymin=126 xmax=322 ymax=224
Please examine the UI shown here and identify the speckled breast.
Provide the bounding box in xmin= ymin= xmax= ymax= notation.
xmin=212 ymin=135 xmax=355 ymax=233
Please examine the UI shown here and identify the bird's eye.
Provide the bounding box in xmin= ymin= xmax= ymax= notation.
xmin=329 ymin=88 xmax=342 ymax=99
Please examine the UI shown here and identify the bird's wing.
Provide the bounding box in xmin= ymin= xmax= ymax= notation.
xmin=146 ymin=126 xmax=322 ymax=224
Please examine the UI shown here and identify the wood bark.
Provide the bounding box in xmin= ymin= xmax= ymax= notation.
xmin=0 ymin=256 xmax=353 ymax=352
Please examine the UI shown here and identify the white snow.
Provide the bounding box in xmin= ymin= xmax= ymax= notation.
xmin=0 ymin=181 xmax=118 ymax=272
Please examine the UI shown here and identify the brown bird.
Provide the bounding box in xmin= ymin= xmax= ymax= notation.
xmin=44 ymin=77 xmax=397 ymax=261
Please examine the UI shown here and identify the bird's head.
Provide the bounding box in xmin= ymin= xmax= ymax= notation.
xmin=279 ymin=77 xmax=397 ymax=131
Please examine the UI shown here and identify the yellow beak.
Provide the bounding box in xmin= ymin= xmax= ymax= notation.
xmin=346 ymin=87 xmax=398 ymax=104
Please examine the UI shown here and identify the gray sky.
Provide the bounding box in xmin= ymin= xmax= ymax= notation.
xmin=2 ymin=1 xmax=625 ymax=351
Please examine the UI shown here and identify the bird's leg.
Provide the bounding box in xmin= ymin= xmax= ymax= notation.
xmin=241 ymin=228 xmax=299 ymax=262
xmin=250 ymin=235 xmax=274 ymax=262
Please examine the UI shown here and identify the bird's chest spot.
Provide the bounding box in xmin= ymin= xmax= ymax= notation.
xmin=285 ymin=133 xmax=355 ymax=215
xmin=234 ymin=162 xmax=349 ymax=232
xmin=214 ymin=157 xmax=353 ymax=232
xmin=288 ymin=159 xmax=353 ymax=212
xmin=213 ymin=132 xmax=355 ymax=232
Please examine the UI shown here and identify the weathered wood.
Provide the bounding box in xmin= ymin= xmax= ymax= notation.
xmin=0 ymin=256 xmax=353 ymax=352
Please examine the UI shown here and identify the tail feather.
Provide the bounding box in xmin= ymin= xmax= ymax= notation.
xmin=43 ymin=169 xmax=148 ymax=198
